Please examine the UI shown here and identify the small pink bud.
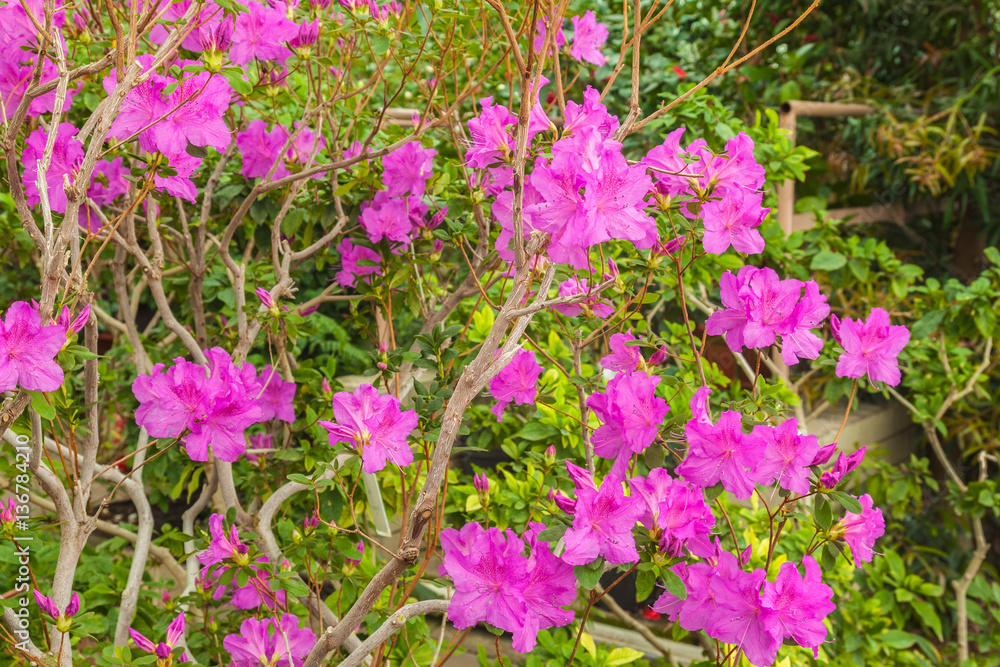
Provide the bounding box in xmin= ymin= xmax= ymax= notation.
xmin=254 ymin=287 xmax=275 ymax=309
xmin=810 ymin=442 xmax=837 ymax=467
xmin=301 ymin=304 xmax=319 ymax=317
xmin=321 ymin=377 xmax=332 ymax=394
xmin=648 ymin=346 xmax=667 ymax=366
xmin=473 ymin=473 xmax=489 ymax=495
xmin=738 ymin=544 xmax=753 ymax=566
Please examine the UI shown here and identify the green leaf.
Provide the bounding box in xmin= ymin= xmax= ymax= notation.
xmin=28 ymin=390 xmax=55 ymax=421
xmin=830 ymin=490 xmax=863 ymax=514
xmin=984 ymin=246 xmax=1000 ymax=266
xmin=574 ymin=560 xmax=604 ymax=590
xmin=516 ymin=421 xmax=558 ymax=442
xmin=810 ymin=250 xmax=847 ymax=271
xmin=606 ymin=647 xmax=646 ymax=666
xmin=536 ymin=525 xmax=567 ymax=543
xmin=881 ymin=629 xmax=917 ymax=649
xmin=370 ymin=35 xmax=390 ymax=55
xmin=703 ymin=482 xmax=725 ymax=502
xmin=224 ymin=69 xmax=253 ymax=95
xmin=814 ymin=496 xmax=832 ymax=530
xmin=635 ymin=570 xmax=655 ymax=601
xmin=910 ymin=599 xmax=943 ymax=641
xmin=287 ymin=473 xmax=312 ymax=485
xmin=910 ymin=310 xmax=945 ymax=340
xmin=662 ymin=568 xmax=686 ymax=600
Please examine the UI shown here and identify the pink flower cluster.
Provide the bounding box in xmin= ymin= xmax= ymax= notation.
xmin=439 ymin=521 xmax=575 ymax=652
xmin=488 ymin=349 xmax=543 ymax=420
xmin=706 ymin=266 xmax=831 ymax=365
xmin=236 ymin=120 xmax=326 ymax=180
xmin=588 ymin=370 xmax=669 ymax=477
xmin=0 ymin=301 xmax=66 ymax=393
xmin=198 ymin=514 xmax=288 ymax=610
xmin=132 ymin=347 xmax=293 ymax=462
xmin=831 ymin=307 xmax=910 ymax=386
xmin=653 ymin=548 xmax=835 ymax=665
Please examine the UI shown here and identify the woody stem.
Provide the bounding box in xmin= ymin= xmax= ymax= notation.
xmin=832 ymin=379 xmax=858 ymax=444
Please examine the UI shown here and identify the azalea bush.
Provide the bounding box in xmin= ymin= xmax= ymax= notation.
xmin=0 ymin=1 xmax=923 ymax=667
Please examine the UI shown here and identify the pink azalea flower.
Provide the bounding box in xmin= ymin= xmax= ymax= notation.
xmin=290 ymin=18 xmax=320 ymax=50
xmin=819 ymin=445 xmax=866 ymax=488
xmin=382 ymin=141 xmax=436 ymax=197
xmin=148 ymin=0 xmax=227 ymax=52
xmin=132 ymin=348 xmax=263 ymax=462
xmin=0 ymin=301 xmax=66 ymax=392
xmin=237 ymin=119 xmax=291 ymax=180
xmin=257 ymin=365 xmax=296 ymax=423
xmin=700 ymin=189 xmax=768 ymax=255
xmin=197 ymin=513 xmax=250 ymax=567
xmin=749 ymin=418 xmax=821 ymax=495
xmin=641 ymin=128 xmax=696 ymax=197
xmin=153 ymin=70 xmax=232 ymax=155
xmin=569 ymin=11 xmax=609 ymax=66
xmin=53 ymin=304 xmax=91 ymax=337
xmin=563 ymin=86 xmax=620 ymax=139
xmin=515 ymin=523 xmax=576 ymax=652
xmin=587 ymin=370 xmax=669 ymax=477
xmin=223 ymin=614 xmax=316 ymax=667
xmin=492 ymin=181 xmax=543 ymax=261
xmin=600 ymin=329 xmax=641 ymax=372
xmin=438 ymin=522 xmax=575 ymax=653
xmin=676 ymin=386 xmax=765 ymax=499
xmin=318 ymin=384 xmax=418 ymax=473
xmin=632 ymin=468 xmax=715 ymax=558
xmin=837 ymin=493 xmax=885 ymax=566
xmin=560 ymin=462 xmax=645 ymax=566
xmin=689 ymin=133 xmax=766 ymax=196
xmin=153 ymin=150 xmax=202 ymax=202
xmin=334 ymin=239 xmax=382 ymax=288
xmin=208 ymin=556 xmax=288 ymax=610
xmin=488 ymin=349 xmax=543 ymax=420
xmin=439 ymin=523 xmax=530 ymax=637
xmin=652 ymin=544 xmax=739 ymax=631
xmin=551 ymin=277 xmax=614 ymax=318
xmin=246 ymin=432 xmax=274 ymax=463
xmin=129 ymin=612 xmax=186 ymax=661
xmin=525 ymin=75 xmax=553 ymax=141
xmin=705 ymin=266 xmax=829 ymax=365
xmin=82 ymin=157 xmax=130 ymax=230
xmin=532 ymin=16 xmax=565 ymax=53
xmin=359 ymin=193 xmax=413 ymax=245
xmin=760 ymin=556 xmax=835 ymax=658
xmin=288 ymin=122 xmax=327 ymax=164
xmin=230 ymin=1 xmax=297 ymax=65
xmin=710 ymin=567 xmax=780 ymax=667
xmin=466 ymin=96 xmax=516 ymax=169
xmin=830 ymin=307 xmax=910 ymax=386
xmin=0 ymin=58 xmax=81 ymax=119
xmin=22 ymin=123 xmax=84 ymax=213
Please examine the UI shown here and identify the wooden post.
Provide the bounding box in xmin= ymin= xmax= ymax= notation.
xmin=777 ymin=105 xmax=798 ymax=236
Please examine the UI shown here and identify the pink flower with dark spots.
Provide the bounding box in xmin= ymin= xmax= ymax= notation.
xmin=466 ymin=96 xmax=517 ymax=169
xmin=257 ymin=365 xmax=296 ymax=423
xmin=318 ymin=384 xmax=418 ymax=473
xmin=700 ymin=189 xmax=768 ymax=255
xmin=750 ymin=418 xmax=820 ymax=495
xmin=587 ymin=370 xmax=669 ymax=477
xmin=230 ymin=1 xmax=297 ymax=65
xmin=334 ymin=239 xmax=382 ymax=288
xmin=569 ymin=11 xmax=608 ymax=66
xmin=0 ymin=301 xmax=66 ymax=392
xmin=359 ymin=193 xmax=413 ymax=245
xmin=760 ymin=556 xmax=835 ymax=658
xmin=237 ymin=120 xmax=291 ymax=180
xmin=223 ymin=614 xmax=316 ymax=667
xmin=632 ymin=468 xmax=715 ymax=558
xmin=560 ymin=462 xmax=645 ymax=566
xmin=563 ymin=86 xmax=619 ymax=139
xmin=382 ymin=141 xmax=436 ymax=197
xmin=197 ymin=513 xmax=250 ymax=567
xmin=676 ymin=386 xmax=765 ymax=499
xmin=22 ymin=123 xmax=84 ymax=213
xmin=837 ymin=493 xmax=885 ymax=566
xmin=600 ymin=329 xmax=641 ymax=372
xmin=488 ymin=349 xmax=543 ymax=420
xmin=830 ymin=307 xmax=909 ymax=386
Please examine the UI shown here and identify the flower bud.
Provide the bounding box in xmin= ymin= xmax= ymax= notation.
xmin=648 ymin=346 xmax=667 ymax=366
xmin=543 ymin=444 xmax=556 ymax=467
xmin=473 ymin=472 xmax=489 ymax=496
xmin=254 ymin=287 xmax=275 ymax=309
xmin=292 ymin=528 xmax=303 ymax=544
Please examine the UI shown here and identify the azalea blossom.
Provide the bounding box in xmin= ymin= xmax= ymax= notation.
xmin=318 ymin=384 xmax=418 ymax=473
xmin=466 ymin=96 xmax=516 ymax=169
xmin=0 ymin=301 xmax=67 ymax=393
xmin=836 ymin=493 xmax=885 ymax=566
xmin=382 ymin=141 xmax=437 ymax=197
xmin=551 ymin=277 xmax=614 ymax=318
xmin=750 ymin=418 xmax=820 ymax=495
xmin=257 ymin=364 xmax=296 ymax=423
xmin=600 ymin=329 xmax=641 ymax=372
xmin=230 ymin=1 xmax=297 ymax=65
xmin=700 ymin=189 xmax=768 ymax=255
xmin=335 ymin=239 xmax=382 ymax=287
xmin=819 ymin=446 xmax=866 ymax=488
xmin=830 ymin=307 xmax=910 ymax=386
xmin=569 ymin=11 xmax=608 ymax=66
xmin=588 ymin=370 xmax=669 ymax=477
xmin=488 ymin=349 xmax=543 ymax=420
xmin=760 ymin=556 xmax=835 ymax=658
xmin=632 ymin=468 xmax=715 ymax=557
xmin=676 ymin=386 xmax=765 ymax=499
xmin=560 ymin=462 xmax=645 ymax=565
xmin=22 ymin=123 xmax=83 ymax=213
xmin=223 ymin=614 xmax=316 ymax=667
xmin=129 ymin=612 xmax=186 ymax=662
